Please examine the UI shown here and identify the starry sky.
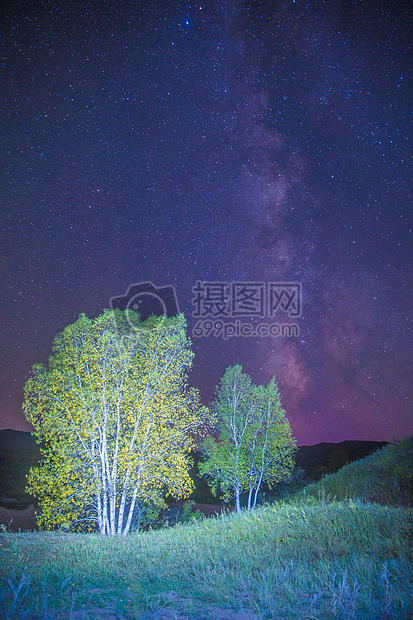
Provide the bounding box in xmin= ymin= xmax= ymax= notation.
xmin=1 ymin=0 xmax=412 ymax=445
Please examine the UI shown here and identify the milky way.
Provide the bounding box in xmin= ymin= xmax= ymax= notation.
xmin=1 ymin=0 xmax=411 ymax=444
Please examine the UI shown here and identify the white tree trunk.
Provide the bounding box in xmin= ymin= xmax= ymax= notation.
xmin=247 ymin=486 xmax=253 ymax=511
xmin=252 ymin=470 xmax=264 ymax=509
xmin=96 ymin=491 xmax=104 ymax=534
xmin=117 ymin=468 xmax=130 ymax=534
xmin=122 ymin=485 xmax=139 ymax=536
xmin=235 ymin=488 xmax=241 ymax=514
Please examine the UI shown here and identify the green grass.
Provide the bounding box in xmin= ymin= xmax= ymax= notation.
xmin=1 ymin=438 xmax=412 ymax=619
xmin=1 ymin=500 xmax=412 ymax=619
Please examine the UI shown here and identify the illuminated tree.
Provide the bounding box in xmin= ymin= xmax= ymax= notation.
xmin=199 ymin=365 xmax=296 ymax=513
xmin=244 ymin=377 xmax=297 ymax=509
xmin=24 ymin=310 xmax=208 ymax=535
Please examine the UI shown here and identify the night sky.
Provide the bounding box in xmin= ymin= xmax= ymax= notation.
xmin=1 ymin=0 xmax=412 ymax=445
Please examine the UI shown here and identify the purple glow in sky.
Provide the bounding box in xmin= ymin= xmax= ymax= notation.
xmin=1 ymin=0 xmax=412 ymax=445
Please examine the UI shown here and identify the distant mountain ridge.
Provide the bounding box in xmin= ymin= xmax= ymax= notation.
xmin=295 ymin=440 xmax=389 ymax=480
xmin=0 ymin=429 xmax=40 ymax=453
xmin=0 ymin=429 xmax=389 ymax=507
xmin=0 ymin=429 xmax=41 ymax=508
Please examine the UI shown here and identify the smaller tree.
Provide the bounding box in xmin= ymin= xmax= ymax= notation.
xmin=199 ymin=365 xmax=254 ymax=512
xmin=199 ymin=365 xmax=296 ymax=512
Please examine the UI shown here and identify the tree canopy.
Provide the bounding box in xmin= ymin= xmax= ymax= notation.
xmin=24 ymin=310 xmax=209 ymax=535
xmin=199 ymin=365 xmax=296 ymax=512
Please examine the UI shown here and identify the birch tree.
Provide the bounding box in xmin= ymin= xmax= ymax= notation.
xmin=24 ymin=310 xmax=208 ymax=535
xmin=244 ymin=378 xmax=296 ymax=510
xmin=199 ymin=366 xmax=296 ymax=513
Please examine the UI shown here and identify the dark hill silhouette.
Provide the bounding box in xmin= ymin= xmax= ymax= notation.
xmin=0 ymin=429 xmax=389 ymax=508
xmin=295 ymin=440 xmax=389 ymax=480
xmin=0 ymin=429 xmax=39 ymax=453
xmin=0 ymin=429 xmax=41 ymax=508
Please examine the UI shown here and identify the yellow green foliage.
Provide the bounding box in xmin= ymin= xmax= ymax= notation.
xmin=199 ymin=365 xmax=296 ymax=512
xmin=24 ymin=310 xmax=210 ymax=535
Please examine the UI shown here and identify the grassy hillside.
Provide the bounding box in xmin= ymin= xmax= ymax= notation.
xmin=0 ymin=437 xmax=412 ymax=619
xmin=297 ymin=436 xmax=413 ymax=506
xmin=1 ymin=500 xmax=412 ymax=619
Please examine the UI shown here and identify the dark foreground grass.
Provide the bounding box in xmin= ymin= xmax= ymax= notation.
xmin=1 ymin=499 xmax=412 ymax=619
